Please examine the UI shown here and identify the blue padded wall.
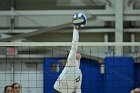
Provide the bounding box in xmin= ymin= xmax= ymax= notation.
xmin=104 ymin=57 xmax=134 ymax=93
xmin=134 ymin=63 xmax=140 ymax=87
xmin=44 ymin=57 xmax=135 ymax=93
xmin=80 ymin=58 xmax=104 ymax=93
xmin=44 ymin=58 xmax=63 ymax=93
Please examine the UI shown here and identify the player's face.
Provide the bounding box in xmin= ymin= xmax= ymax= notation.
xmin=6 ymin=87 xmax=13 ymax=93
xmin=13 ymin=84 xmax=20 ymax=93
xmin=76 ymin=53 xmax=81 ymax=61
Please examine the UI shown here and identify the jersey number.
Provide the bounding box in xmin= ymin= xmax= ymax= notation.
xmin=75 ymin=76 xmax=80 ymax=82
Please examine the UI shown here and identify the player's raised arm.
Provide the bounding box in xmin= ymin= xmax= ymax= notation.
xmin=67 ymin=13 xmax=87 ymax=63
xmin=67 ymin=26 xmax=79 ymax=62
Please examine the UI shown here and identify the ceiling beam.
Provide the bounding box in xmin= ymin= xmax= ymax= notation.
xmin=0 ymin=10 xmax=114 ymax=16
xmin=0 ymin=10 xmax=140 ymax=16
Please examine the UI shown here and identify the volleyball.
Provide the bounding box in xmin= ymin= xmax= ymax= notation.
xmin=72 ymin=13 xmax=87 ymax=28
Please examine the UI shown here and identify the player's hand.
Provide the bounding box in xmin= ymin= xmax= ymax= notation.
xmin=74 ymin=25 xmax=79 ymax=31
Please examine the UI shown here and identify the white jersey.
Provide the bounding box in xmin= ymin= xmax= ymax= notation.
xmin=54 ymin=27 xmax=82 ymax=93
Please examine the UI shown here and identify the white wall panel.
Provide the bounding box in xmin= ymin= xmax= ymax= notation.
xmin=0 ymin=17 xmax=10 ymax=27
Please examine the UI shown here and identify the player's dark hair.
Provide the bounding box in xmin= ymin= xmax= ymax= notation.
xmin=4 ymin=85 xmax=12 ymax=93
xmin=12 ymin=83 xmax=20 ymax=88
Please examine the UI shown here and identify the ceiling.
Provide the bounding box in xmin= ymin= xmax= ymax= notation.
xmin=0 ymin=0 xmax=106 ymax=10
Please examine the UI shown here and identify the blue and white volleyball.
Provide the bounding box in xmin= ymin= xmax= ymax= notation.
xmin=72 ymin=13 xmax=87 ymax=28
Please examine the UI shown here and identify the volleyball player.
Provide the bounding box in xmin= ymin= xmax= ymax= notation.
xmin=53 ymin=26 xmax=82 ymax=93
